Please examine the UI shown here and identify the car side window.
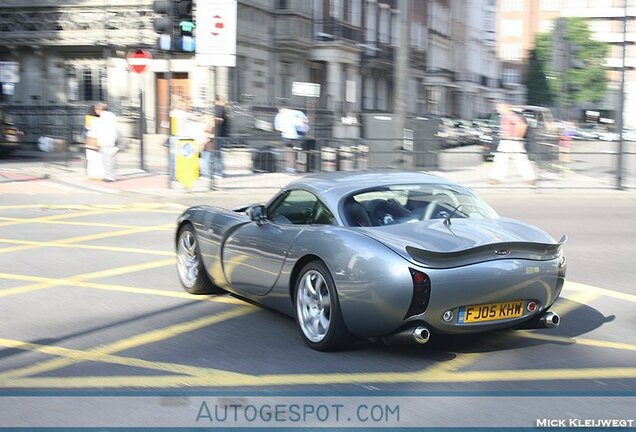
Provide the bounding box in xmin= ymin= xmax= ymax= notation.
xmin=311 ymin=200 xmax=336 ymax=225
xmin=268 ymin=190 xmax=318 ymax=225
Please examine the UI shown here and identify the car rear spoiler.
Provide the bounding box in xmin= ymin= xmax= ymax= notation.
xmin=406 ymin=235 xmax=567 ymax=269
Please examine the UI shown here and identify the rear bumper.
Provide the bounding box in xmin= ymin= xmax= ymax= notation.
xmin=410 ymin=258 xmax=562 ymax=334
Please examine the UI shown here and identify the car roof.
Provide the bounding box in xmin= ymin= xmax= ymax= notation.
xmin=285 ymin=171 xmax=450 ymax=200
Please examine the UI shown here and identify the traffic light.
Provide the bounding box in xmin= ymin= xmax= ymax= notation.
xmin=153 ymin=0 xmax=173 ymax=51
xmin=176 ymin=0 xmax=195 ymax=52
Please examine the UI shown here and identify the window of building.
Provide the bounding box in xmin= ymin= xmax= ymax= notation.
xmin=503 ymin=68 xmax=520 ymax=84
xmin=502 ymin=0 xmax=523 ymax=12
xmin=377 ymin=78 xmax=387 ymax=111
xmin=378 ymin=3 xmax=390 ymax=43
xmin=363 ymin=76 xmax=375 ymax=109
xmin=280 ymin=61 xmax=292 ymax=100
xmin=501 ymin=43 xmax=522 ymax=61
xmin=99 ymin=67 xmax=107 ymax=102
xmin=350 ymin=0 xmax=362 ymax=26
xmin=365 ymin=0 xmax=377 ymax=43
xmin=390 ymin=9 xmax=400 ymax=46
xmin=330 ymin=0 xmax=343 ymax=19
xmin=565 ymin=0 xmax=586 ymax=9
xmin=540 ymin=0 xmax=560 ymax=10
xmin=501 ymin=19 xmax=522 ymax=37
xmin=539 ymin=19 xmax=554 ymax=33
xmin=64 ymin=63 xmax=106 ymax=102
xmin=67 ymin=68 xmax=78 ymax=102
xmin=589 ymin=20 xmax=611 ymax=34
xmin=82 ymin=68 xmax=93 ymax=101
xmin=276 ymin=0 xmax=288 ymax=9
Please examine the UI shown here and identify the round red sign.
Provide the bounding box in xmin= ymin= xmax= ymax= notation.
xmin=127 ymin=49 xmax=153 ymax=74
xmin=211 ymin=14 xmax=224 ymax=36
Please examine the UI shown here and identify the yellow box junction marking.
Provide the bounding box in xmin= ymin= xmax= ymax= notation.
xmin=566 ymin=281 xmax=636 ymax=304
xmin=0 ymin=223 xmax=174 ymax=255
xmin=0 ymin=258 xmax=175 ymax=298
xmin=0 ymin=306 xmax=256 ymax=383
xmin=0 ymin=216 xmax=174 ymax=230
xmin=0 ymin=238 xmax=173 ymax=257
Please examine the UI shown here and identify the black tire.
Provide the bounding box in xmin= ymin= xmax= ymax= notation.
xmin=294 ymin=261 xmax=353 ymax=351
xmin=176 ymin=224 xmax=224 ymax=295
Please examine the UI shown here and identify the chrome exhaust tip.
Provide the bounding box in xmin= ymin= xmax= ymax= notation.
xmin=413 ymin=326 xmax=431 ymax=344
xmin=540 ymin=311 xmax=560 ymax=328
xmin=382 ymin=326 xmax=431 ymax=346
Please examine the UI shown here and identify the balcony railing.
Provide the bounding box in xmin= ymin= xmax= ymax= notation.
xmin=274 ymin=15 xmax=313 ymax=44
xmin=361 ymin=43 xmax=394 ymax=64
xmin=314 ymin=19 xmax=362 ymax=43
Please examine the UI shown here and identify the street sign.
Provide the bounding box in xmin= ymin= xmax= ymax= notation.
xmin=196 ymin=0 xmax=237 ymax=67
xmin=0 ymin=61 xmax=19 ymax=83
xmin=292 ymin=82 xmax=321 ymax=98
xmin=127 ymin=49 xmax=153 ymax=74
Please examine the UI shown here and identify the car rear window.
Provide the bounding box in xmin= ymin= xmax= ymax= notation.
xmin=341 ymin=184 xmax=499 ymax=227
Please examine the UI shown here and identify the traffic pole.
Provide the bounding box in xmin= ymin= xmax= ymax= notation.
xmin=616 ymin=0 xmax=627 ymax=190
xmin=139 ymin=87 xmax=145 ymax=171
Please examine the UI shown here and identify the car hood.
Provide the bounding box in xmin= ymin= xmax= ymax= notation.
xmin=359 ymin=218 xmax=565 ymax=269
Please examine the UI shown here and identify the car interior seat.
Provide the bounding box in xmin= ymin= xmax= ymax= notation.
xmin=343 ymin=198 xmax=372 ymax=227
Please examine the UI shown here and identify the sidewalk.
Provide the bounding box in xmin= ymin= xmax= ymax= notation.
xmin=0 ymin=144 xmax=627 ymax=202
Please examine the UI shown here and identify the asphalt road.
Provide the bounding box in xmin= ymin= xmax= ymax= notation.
xmin=0 ymin=188 xmax=635 ymax=427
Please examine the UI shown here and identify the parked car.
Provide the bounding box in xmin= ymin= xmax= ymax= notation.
xmin=574 ymin=123 xmax=619 ymax=141
xmin=623 ymin=129 xmax=636 ymax=142
xmin=176 ymin=171 xmax=567 ymax=351
xmin=0 ymin=108 xmax=24 ymax=156
xmin=479 ymin=106 xmax=559 ymax=162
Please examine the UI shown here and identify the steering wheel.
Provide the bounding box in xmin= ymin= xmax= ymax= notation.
xmin=422 ymin=192 xmax=459 ymax=220
xmin=369 ymin=201 xmax=399 ymax=226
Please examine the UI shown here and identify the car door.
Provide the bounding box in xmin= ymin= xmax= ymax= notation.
xmin=222 ymin=189 xmax=321 ymax=295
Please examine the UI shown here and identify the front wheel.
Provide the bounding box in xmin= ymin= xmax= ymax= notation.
xmin=176 ymin=224 xmax=224 ymax=294
xmin=295 ymin=261 xmax=353 ymax=351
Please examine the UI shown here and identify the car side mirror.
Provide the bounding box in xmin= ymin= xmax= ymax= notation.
xmin=247 ymin=205 xmax=267 ymax=225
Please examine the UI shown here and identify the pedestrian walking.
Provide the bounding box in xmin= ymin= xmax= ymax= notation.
xmin=559 ymin=121 xmax=574 ymax=166
xmin=213 ymin=95 xmax=228 ymax=177
xmin=84 ymin=105 xmax=104 ymax=180
xmin=94 ymin=103 xmax=119 ymax=182
xmin=490 ymin=103 xmax=536 ymax=185
xmin=274 ymin=104 xmax=307 ymax=173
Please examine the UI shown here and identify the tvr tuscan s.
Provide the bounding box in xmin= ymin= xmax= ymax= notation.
xmin=176 ymin=172 xmax=567 ymax=351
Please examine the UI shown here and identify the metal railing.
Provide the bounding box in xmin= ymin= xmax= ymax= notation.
xmin=191 ymin=138 xmax=636 ymax=191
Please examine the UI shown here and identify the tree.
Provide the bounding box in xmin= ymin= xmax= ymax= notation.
xmin=524 ymin=18 xmax=608 ymax=108
xmin=526 ymin=33 xmax=554 ymax=106
xmin=564 ymin=17 xmax=608 ymax=104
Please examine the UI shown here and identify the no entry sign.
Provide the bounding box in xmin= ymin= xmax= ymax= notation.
xmin=127 ymin=49 xmax=153 ymax=74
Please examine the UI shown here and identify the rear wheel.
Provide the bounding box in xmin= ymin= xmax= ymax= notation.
xmin=295 ymin=261 xmax=353 ymax=351
xmin=176 ymin=224 xmax=224 ymax=294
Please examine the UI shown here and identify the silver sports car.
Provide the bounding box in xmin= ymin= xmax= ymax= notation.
xmin=176 ymin=172 xmax=566 ymax=351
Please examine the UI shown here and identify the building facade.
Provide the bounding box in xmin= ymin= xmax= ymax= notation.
xmin=497 ymin=0 xmax=636 ymax=127
xmin=0 ymin=0 xmax=510 ymax=143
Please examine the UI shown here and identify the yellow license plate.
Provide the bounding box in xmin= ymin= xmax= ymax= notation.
xmin=459 ymin=300 xmax=524 ymax=323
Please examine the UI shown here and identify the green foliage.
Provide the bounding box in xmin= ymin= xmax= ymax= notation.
xmin=524 ymin=17 xmax=609 ymax=107
xmin=564 ymin=17 xmax=608 ymax=103
xmin=526 ymin=48 xmax=553 ymax=106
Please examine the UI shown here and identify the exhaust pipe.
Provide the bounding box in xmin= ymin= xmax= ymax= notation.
xmin=382 ymin=326 xmax=431 ymax=346
xmin=540 ymin=311 xmax=560 ymax=328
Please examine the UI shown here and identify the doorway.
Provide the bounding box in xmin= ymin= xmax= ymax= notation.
xmin=156 ymin=72 xmax=190 ymax=134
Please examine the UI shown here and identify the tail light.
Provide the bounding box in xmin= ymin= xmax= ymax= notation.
xmin=405 ymin=268 xmax=431 ymax=319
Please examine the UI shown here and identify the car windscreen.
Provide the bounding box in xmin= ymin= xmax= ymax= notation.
xmin=341 ymin=184 xmax=499 ymax=227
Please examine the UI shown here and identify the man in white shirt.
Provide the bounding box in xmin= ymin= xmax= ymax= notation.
xmin=274 ymin=105 xmax=306 ymax=172
xmin=94 ymin=103 xmax=119 ymax=182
